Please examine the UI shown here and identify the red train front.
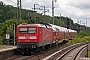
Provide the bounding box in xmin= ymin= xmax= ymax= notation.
xmin=16 ymin=24 xmax=52 ymax=54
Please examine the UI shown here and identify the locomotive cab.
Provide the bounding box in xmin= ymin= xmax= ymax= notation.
xmin=16 ymin=24 xmax=40 ymax=50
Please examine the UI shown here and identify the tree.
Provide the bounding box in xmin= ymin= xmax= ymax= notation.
xmin=0 ymin=18 xmax=28 ymax=45
xmin=0 ymin=1 xmax=5 ymax=8
xmin=0 ymin=9 xmax=4 ymax=22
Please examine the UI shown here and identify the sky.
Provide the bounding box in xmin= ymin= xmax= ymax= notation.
xmin=0 ymin=0 xmax=90 ymax=27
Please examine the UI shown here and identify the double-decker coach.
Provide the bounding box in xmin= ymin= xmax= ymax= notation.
xmin=68 ymin=29 xmax=77 ymax=40
xmin=50 ymin=24 xmax=62 ymax=44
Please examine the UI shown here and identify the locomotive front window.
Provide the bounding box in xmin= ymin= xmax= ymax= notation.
xmin=28 ymin=28 xmax=36 ymax=33
xmin=19 ymin=28 xmax=27 ymax=33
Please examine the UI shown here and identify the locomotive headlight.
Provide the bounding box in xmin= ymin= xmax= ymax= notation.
xmin=18 ymin=36 xmax=25 ymax=39
xmin=30 ymin=36 xmax=37 ymax=39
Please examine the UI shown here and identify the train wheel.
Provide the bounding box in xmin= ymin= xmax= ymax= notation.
xmin=50 ymin=44 xmax=52 ymax=48
xmin=24 ymin=48 xmax=31 ymax=55
xmin=42 ymin=46 xmax=45 ymax=51
xmin=37 ymin=48 xmax=40 ymax=52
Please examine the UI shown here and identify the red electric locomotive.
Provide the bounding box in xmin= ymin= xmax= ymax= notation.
xmin=16 ymin=24 xmax=52 ymax=54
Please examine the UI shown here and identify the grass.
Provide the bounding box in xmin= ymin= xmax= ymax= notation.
xmin=67 ymin=35 xmax=90 ymax=46
xmin=87 ymin=50 xmax=90 ymax=57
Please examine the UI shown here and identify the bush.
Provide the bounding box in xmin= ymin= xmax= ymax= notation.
xmin=67 ymin=30 xmax=90 ymax=45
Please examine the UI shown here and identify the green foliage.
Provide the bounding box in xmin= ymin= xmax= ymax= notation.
xmin=78 ymin=30 xmax=87 ymax=36
xmin=67 ymin=30 xmax=90 ymax=46
xmin=0 ymin=18 xmax=27 ymax=45
xmin=0 ymin=36 xmax=2 ymax=44
xmin=88 ymin=50 xmax=90 ymax=57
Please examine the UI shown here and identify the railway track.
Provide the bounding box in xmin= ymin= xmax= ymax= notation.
xmin=6 ymin=42 xmax=89 ymax=60
xmin=6 ymin=42 xmax=67 ymax=60
xmin=57 ymin=44 xmax=87 ymax=60
xmin=43 ymin=42 xmax=90 ymax=60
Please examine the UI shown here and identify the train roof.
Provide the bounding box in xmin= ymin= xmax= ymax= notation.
xmin=49 ymin=24 xmax=77 ymax=32
xmin=17 ymin=23 xmax=77 ymax=33
xmin=49 ymin=24 xmax=69 ymax=32
xmin=17 ymin=24 xmax=52 ymax=28
xmin=68 ymin=29 xmax=77 ymax=32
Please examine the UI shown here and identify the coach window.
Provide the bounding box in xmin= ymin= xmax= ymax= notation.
xmin=19 ymin=28 xmax=27 ymax=33
xmin=28 ymin=28 xmax=36 ymax=33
